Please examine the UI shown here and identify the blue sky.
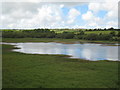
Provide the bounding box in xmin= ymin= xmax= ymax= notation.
xmin=1 ymin=1 xmax=118 ymax=29
xmin=60 ymin=3 xmax=117 ymax=29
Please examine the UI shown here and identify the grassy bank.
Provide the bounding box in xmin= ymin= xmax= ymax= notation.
xmin=2 ymin=38 xmax=118 ymax=44
xmin=2 ymin=44 xmax=119 ymax=88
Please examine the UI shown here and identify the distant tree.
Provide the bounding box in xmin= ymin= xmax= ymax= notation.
xmin=110 ymin=31 xmax=116 ymax=36
xmin=117 ymin=31 xmax=120 ymax=37
xmin=78 ymin=31 xmax=85 ymax=35
xmin=99 ymin=33 xmax=102 ymax=36
xmin=97 ymin=28 xmax=102 ymax=31
xmin=84 ymin=34 xmax=98 ymax=40
xmin=56 ymin=32 xmax=74 ymax=39
xmin=94 ymin=29 xmax=97 ymax=31
xmin=108 ymin=27 xmax=114 ymax=30
xmin=104 ymin=28 xmax=106 ymax=31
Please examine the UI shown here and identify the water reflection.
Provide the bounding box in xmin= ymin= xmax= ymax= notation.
xmin=3 ymin=42 xmax=119 ymax=61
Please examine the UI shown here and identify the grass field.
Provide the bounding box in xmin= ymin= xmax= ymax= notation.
xmin=50 ymin=29 xmax=86 ymax=33
xmin=85 ymin=31 xmax=118 ymax=34
xmin=2 ymin=38 xmax=119 ymax=88
xmin=50 ymin=29 xmax=118 ymax=34
xmin=2 ymin=38 xmax=118 ymax=44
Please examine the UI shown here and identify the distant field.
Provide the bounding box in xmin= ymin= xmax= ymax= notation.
xmin=1 ymin=29 xmax=118 ymax=34
xmin=50 ymin=29 xmax=86 ymax=33
xmin=51 ymin=29 xmax=118 ymax=35
xmin=2 ymin=38 xmax=118 ymax=44
xmin=85 ymin=31 xmax=118 ymax=34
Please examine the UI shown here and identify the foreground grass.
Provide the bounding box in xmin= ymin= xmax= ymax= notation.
xmin=2 ymin=38 xmax=118 ymax=44
xmin=2 ymin=44 xmax=119 ymax=88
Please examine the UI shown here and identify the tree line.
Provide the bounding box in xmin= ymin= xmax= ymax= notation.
xmin=2 ymin=28 xmax=120 ymax=41
xmin=85 ymin=27 xmax=119 ymax=31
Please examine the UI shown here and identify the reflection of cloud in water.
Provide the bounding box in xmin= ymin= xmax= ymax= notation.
xmin=67 ymin=49 xmax=74 ymax=56
xmin=67 ymin=45 xmax=82 ymax=58
xmin=10 ymin=42 xmax=119 ymax=61
xmin=82 ymin=49 xmax=91 ymax=60
xmin=106 ymin=47 xmax=118 ymax=61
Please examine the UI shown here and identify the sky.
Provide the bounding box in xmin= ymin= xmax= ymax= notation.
xmin=0 ymin=0 xmax=119 ymax=29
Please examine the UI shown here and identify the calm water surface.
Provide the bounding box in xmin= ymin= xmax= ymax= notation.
xmin=3 ymin=42 xmax=119 ymax=61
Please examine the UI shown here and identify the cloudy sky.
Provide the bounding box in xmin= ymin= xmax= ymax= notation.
xmin=0 ymin=0 xmax=119 ymax=29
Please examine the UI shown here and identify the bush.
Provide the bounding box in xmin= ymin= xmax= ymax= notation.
xmin=2 ymin=29 xmax=119 ymax=41
xmin=56 ymin=32 xmax=74 ymax=39
xmin=110 ymin=31 xmax=116 ymax=36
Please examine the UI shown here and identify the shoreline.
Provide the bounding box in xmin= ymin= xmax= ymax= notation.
xmin=2 ymin=41 xmax=119 ymax=46
xmin=2 ymin=42 xmax=119 ymax=62
xmin=2 ymin=38 xmax=119 ymax=45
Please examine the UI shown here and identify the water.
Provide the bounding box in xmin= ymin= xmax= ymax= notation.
xmin=2 ymin=42 xmax=119 ymax=61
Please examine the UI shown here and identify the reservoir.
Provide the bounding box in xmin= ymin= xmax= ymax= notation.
xmin=2 ymin=42 xmax=119 ymax=61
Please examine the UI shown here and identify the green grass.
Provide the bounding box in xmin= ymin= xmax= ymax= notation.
xmin=50 ymin=29 xmax=118 ymax=34
xmin=85 ymin=31 xmax=118 ymax=34
xmin=2 ymin=44 xmax=119 ymax=88
xmin=50 ymin=29 xmax=86 ymax=33
xmin=2 ymin=38 xmax=118 ymax=44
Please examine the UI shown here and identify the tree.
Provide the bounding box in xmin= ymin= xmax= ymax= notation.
xmin=108 ymin=27 xmax=114 ymax=30
xmin=84 ymin=34 xmax=98 ymax=40
xmin=104 ymin=28 xmax=106 ymax=31
xmin=78 ymin=31 xmax=85 ymax=35
xmin=110 ymin=31 xmax=116 ymax=36
xmin=117 ymin=31 xmax=120 ymax=37
xmin=99 ymin=33 xmax=102 ymax=36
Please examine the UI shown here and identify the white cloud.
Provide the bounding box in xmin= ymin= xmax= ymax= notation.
xmin=106 ymin=21 xmax=118 ymax=28
xmin=107 ymin=21 xmax=117 ymax=26
xmin=88 ymin=22 xmax=97 ymax=27
xmin=82 ymin=0 xmax=118 ymax=29
xmin=29 ymin=5 xmax=64 ymax=28
xmin=67 ymin=8 xmax=80 ymax=24
xmin=82 ymin=11 xmax=101 ymax=23
xmin=88 ymin=3 xmax=101 ymax=13
xmin=10 ymin=9 xmax=33 ymax=19
xmin=88 ymin=1 xmax=118 ymax=20
xmin=106 ymin=6 xmax=118 ymax=19
xmin=88 ymin=0 xmax=118 ymax=12
xmin=82 ymin=11 xmax=93 ymax=20
xmin=72 ymin=24 xmax=87 ymax=29
xmin=60 ymin=4 xmax=64 ymax=8
xmin=68 ymin=8 xmax=80 ymax=18
xmin=1 ymin=2 xmax=82 ymax=29
xmin=1 ymin=1 xmax=119 ymax=29
xmin=1 ymin=4 xmax=65 ymax=29
xmin=82 ymin=10 xmax=113 ymax=28
xmin=2 ymin=0 xmax=119 ymax=3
